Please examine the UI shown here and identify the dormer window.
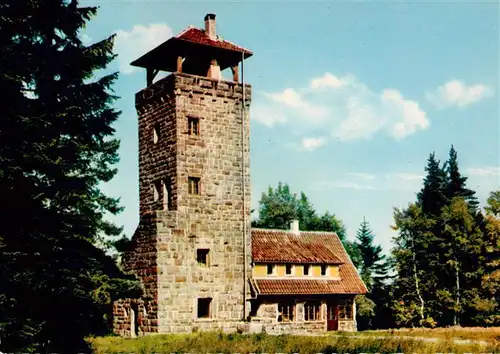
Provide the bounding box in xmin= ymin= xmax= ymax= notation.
xmin=303 ymin=264 xmax=310 ymax=276
xmin=267 ymin=264 xmax=275 ymax=275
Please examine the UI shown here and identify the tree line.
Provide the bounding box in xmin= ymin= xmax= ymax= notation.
xmin=252 ymin=146 xmax=499 ymax=329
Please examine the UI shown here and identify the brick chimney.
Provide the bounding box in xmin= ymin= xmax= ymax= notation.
xmin=204 ymin=13 xmax=216 ymax=40
xmin=290 ymin=220 xmax=300 ymax=234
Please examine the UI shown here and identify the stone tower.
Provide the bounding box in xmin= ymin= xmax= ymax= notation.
xmin=113 ymin=14 xmax=253 ymax=336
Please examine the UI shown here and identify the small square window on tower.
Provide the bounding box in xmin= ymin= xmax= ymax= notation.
xmin=197 ymin=298 xmax=212 ymax=319
xmin=188 ymin=177 xmax=200 ymax=195
xmin=188 ymin=117 xmax=200 ymax=136
xmin=197 ymin=249 xmax=210 ymax=266
xmin=285 ymin=264 xmax=293 ymax=276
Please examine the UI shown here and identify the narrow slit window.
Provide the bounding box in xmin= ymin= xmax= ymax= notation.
xmin=197 ymin=249 xmax=210 ymax=266
xmin=152 ymin=183 xmax=159 ymax=202
xmin=321 ymin=265 xmax=327 ymax=276
xmin=162 ymin=180 xmax=170 ymax=210
xmin=188 ymin=117 xmax=200 ymax=136
xmin=188 ymin=177 xmax=200 ymax=195
xmin=285 ymin=264 xmax=293 ymax=276
xmin=153 ymin=123 xmax=160 ymax=144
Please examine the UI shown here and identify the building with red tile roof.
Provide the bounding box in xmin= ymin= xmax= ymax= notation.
xmin=248 ymin=224 xmax=367 ymax=332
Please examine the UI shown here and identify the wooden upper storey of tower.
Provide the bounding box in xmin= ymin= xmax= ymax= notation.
xmin=131 ymin=14 xmax=253 ymax=86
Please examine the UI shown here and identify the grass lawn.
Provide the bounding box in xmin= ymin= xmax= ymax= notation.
xmin=88 ymin=329 xmax=500 ymax=354
xmin=354 ymin=326 xmax=500 ymax=344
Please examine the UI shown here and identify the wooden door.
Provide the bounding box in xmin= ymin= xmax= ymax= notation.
xmin=327 ymin=303 xmax=339 ymax=331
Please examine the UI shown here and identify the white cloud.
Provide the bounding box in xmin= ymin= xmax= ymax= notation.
xmin=251 ymin=104 xmax=287 ymax=127
xmin=348 ymin=172 xmax=376 ymax=180
xmin=382 ymin=90 xmax=429 ymax=140
xmin=79 ymin=33 xmax=92 ymax=45
xmin=114 ymin=24 xmax=173 ymax=74
xmin=310 ymin=73 xmax=351 ymax=90
xmin=254 ymin=72 xmax=429 ymax=142
xmin=300 ymin=137 xmax=326 ymax=151
xmin=467 ymin=166 xmax=500 ymax=177
xmin=426 ymin=80 xmax=494 ymax=109
xmin=265 ymin=89 xmax=329 ymax=123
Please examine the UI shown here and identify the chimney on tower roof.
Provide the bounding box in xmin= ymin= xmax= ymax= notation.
xmin=204 ymin=14 xmax=217 ymax=40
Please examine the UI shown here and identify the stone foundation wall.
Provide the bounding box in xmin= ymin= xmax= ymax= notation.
xmin=338 ymin=320 xmax=357 ymax=332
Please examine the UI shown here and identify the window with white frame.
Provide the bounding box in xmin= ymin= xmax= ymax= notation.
xmin=277 ymin=302 xmax=295 ymax=322
xmin=304 ymin=302 xmax=322 ymax=321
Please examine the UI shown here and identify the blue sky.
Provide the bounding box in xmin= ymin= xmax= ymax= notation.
xmin=81 ymin=0 xmax=499 ymax=253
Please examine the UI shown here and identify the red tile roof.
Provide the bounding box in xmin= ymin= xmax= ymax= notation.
xmin=252 ymin=229 xmax=343 ymax=264
xmin=251 ymin=229 xmax=367 ymax=295
xmin=176 ymin=27 xmax=253 ymax=55
xmin=252 ymin=278 xmax=366 ymax=295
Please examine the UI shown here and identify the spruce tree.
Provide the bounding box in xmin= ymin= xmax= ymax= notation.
xmin=354 ymin=218 xmax=391 ymax=329
xmin=0 ymin=1 xmax=140 ymax=352
xmin=417 ymin=152 xmax=448 ymax=216
xmin=355 ymin=218 xmax=389 ymax=290
xmin=445 ymin=145 xmax=478 ymax=210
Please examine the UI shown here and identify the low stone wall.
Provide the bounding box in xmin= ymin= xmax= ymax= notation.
xmin=264 ymin=321 xmax=326 ymax=334
xmin=338 ymin=319 xmax=357 ymax=332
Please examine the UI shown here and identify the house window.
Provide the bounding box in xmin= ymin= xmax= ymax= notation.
xmin=285 ymin=264 xmax=293 ymax=276
xmin=278 ymin=302 xmax=295 ymax=322
xmin=304 ymin=302 xmax=322 ymax=321
xmin=197 ymin=249 xmax=210 ymax=266
xmin=321 ymin=265 xmax=327 ymax=276
xmin=197 ymin=298 xmax=212 ymax=318
xmin=339 ymin=300 xmax=353 ymax=319
xmin=188 ymin=177 xmax=200 ymax=195
xmin=266 ymin=264 xmax=275 ymax=275
xmin=303 ymin=264 xmax=310 ymax=276
xmin=188 ymin=117 xmax=200 ymax=136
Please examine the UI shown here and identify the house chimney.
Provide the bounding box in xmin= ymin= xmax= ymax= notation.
xmin=204 ymin=13 xmax=217 ymax=40
xmin=290 ymin=220 xmax=300 ymax=234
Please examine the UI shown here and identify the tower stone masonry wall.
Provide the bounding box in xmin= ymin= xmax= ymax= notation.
xmin=114 ymin=72 xmax=253 ymax=335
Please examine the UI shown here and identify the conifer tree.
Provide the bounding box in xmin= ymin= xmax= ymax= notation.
xmin=445 ymin=145 xmax=478 ymax=210
xmin=354 ymin=218 xmax=391 ymax=329
xmin=417 ymin=152 xmax=448 ymax=216
xmin=0 ymin=1 xmax=140 ymax=352
xmin=355 ymin=218 xmax=389 ymax=290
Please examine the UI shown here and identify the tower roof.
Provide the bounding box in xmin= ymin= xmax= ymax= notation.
xmin=130 ymin=15 xmax=253 ymax=75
